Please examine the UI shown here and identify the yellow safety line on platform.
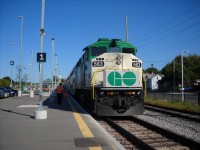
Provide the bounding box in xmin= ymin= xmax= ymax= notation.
xmin=67 ymin=98 xmax=102 ymax=150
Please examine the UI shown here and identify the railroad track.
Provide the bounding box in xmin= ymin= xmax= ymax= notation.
xmin=98 ymin=119 xmax=137 ymax=150
xmin=144 ymin=104 xmax=200 ymax=123
xmin=98 ymin=116 xmax=200 ymax=150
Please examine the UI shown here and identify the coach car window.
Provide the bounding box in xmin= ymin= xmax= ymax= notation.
xmin=122 ymin=48 xmax=135 ymax=54
xmin=109 ymin=47 xmax=120 ymax=53
xmin=91 ymin=46 xmax=107 ymax=56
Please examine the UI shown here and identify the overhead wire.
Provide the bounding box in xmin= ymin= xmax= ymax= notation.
xmin=138 ymin=34 xmax=200 ymax=57
xmin=137 ymin=20 xmax=200 ymax=48
xmin=130 ymin=3 xmax=200 ymax=58
xmin=130 ymin=3 xmax=200 ymax=69
xmin=132 ymin=3 xmax=200 ymax=40
xmin=134 ymin=12 xmax=200 ymax=44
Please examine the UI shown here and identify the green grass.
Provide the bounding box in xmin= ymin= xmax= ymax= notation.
xmin=144 ymin=98 xmax=200 ymax=113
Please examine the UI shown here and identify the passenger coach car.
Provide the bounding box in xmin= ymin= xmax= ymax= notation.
xmin=65 ymin=38 xmax=144 ymax=116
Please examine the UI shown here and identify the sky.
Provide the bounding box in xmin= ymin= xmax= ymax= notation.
xmin=0 ymin=0 xmax=200 ymax=83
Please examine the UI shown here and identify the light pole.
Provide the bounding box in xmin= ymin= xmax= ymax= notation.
xmin=34 ymin=0 xmax=47 ymax=120
xmin=51 ymin=37 xmax=55 ymax=91
xmin=143 ymin=74 xmax=148 ymax=100
xmin=54 ymin=54 xmax=57 ymax=88
xmin=173 ymin=60 xmax=175 ymax=93
xmin=57 ymin=64 xmax=61 ymax=83
xmin=29 ymin=50 xmax=34 ymax=97
xmin=29 ymin=64 xmax=32 ymax=86
xmin=10 ymin=42 xmax=16 ymax=88
xmin=181 ymin=50 xmax=189 ymax=102
xmin=39 ymin=0 xmax=45 ymax=110
xmin=17 ymin=16 xmax=23 ymax=96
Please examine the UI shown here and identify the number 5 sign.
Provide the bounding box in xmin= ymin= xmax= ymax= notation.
xmin=37 ymin=52 xmax=46 ymax=62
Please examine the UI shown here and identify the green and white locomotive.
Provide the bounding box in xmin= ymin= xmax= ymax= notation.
xmin=65 ymin=38 xmax=144 ymax=116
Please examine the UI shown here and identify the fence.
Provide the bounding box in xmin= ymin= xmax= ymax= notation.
xmin=146 ymin=91 xmax=200 ymax=105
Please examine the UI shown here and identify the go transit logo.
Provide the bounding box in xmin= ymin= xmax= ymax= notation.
xmin=107 ymin=71 xmax=136 ymax=86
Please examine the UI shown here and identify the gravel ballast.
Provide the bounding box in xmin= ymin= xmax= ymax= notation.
xmin=136 ymin=110 xmax=200 ymax=143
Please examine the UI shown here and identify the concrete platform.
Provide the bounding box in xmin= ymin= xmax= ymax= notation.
xmin=0 ymin=94 xmax=124 ymax=150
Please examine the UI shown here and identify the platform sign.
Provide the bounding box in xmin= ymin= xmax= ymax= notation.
xmin=37 ymin=52 xmax=46 ymax=62
xmin=10 ymin=61 xmax=14 ymax=66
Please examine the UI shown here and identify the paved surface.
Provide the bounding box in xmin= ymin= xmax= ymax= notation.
xmin=0 ymin=94 xmax=124 ymax=150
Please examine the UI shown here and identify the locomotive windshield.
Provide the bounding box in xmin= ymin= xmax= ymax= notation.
xmin=91 ymin=46 xmax=107 ymax=56
xmin=122 ymin=48 xmax=135 ymax=54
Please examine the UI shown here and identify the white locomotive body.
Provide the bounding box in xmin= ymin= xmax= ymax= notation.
xmin=65 ymin=38 xmax=144 ymax=116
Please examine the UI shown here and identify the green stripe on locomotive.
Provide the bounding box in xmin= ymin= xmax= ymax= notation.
xmin=83 ymin=38 xmax=137 ymax=60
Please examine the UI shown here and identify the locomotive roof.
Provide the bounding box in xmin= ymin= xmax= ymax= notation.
xmin=83 ymin=38 xmax=137 ymax=52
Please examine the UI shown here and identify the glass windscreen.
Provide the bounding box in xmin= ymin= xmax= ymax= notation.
xmin=91 ymin=46 xmax=107 ymax=56
xmin=122 ymin=48 xmax=135 ymax=54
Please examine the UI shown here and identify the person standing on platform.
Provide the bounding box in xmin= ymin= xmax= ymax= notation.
xmin=56 ymin=83 xmax=63 ymax=105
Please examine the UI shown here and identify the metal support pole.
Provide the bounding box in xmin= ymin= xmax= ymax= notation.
xmin=31 ymin=50 xmax=33 ymax=89
xmin=29 ymin=50 xmax=34 ymax=97
xmin=198 ymin=90 xmax=200 ymax=106
xmin=181 ymin=51 xmax=184 ymax=102
xmin=17 ymin=16 xmax=23 ymax=96
xmin=51 ymin=37 xmax=55 ymax=91
xmin=54 ymin=54 xmax=57 ymax=88
xmin=11 ymin=64 xmax=12 ymax=87
xmin=125 ymin=16 xmax=128 ymax=42
xmin=144 ymin=81 xmax=146 ymax=100
xmin=181 ymin=50 xmax=189 ymax=102
xmin=10 ymin=43 xmax=16 ymax=88
xmin=39 ymin=0 xmax=45 ymax=110
xmin=173 ymin=60 xmax=175 ymax=92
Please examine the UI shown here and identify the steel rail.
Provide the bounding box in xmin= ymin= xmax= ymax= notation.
xmin=144 ymin=104 xmax=200 ymax=123
xmin=106 ymin=118 xmax=156 ymax=150
xmin=130 ymin=116 xmax=200 ymax=149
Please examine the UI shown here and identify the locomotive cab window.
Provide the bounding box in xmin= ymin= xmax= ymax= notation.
xmin=109 ymin=47 xmax=121 ymax=53
xmin=91 ymin=46 xmax=107 ymax=56
xmin=122 ymin=48 xmax=135 ymax=54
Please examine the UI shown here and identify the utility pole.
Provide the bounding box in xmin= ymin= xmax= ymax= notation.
xmin=125 ymin=16 xmax=128 ymax=42
xmin=173 ymin=60 xmax=175 ymax=92
xmin=181 ymin=50 xmax=189 ymax=102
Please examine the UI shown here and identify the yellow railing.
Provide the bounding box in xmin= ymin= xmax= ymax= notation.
xmin=92 ymin=69 xmax=105 ymax=99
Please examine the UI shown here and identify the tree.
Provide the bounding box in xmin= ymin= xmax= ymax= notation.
xmin=0 ymin=78 xmax=10 ymax=87
xmin=161 ymin=54 xmax=200 ymax=87
xmin=22 ymin=73 xmax=29 ymax=83
xmin=15 ymin=65 xmax=29 ymax=85
xmin=144 ymin=67 xmax=160 ymax=74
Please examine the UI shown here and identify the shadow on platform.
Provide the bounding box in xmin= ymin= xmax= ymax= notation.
xmin=42 ymin=92 xmax=89 ymax=115
xmin=0 ymin=108 xmax=34 ymax=118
